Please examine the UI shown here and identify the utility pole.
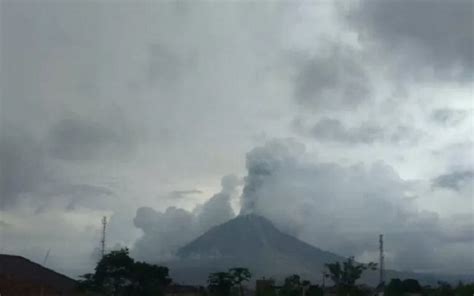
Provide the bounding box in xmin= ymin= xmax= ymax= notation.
xmin=43 ymin=248 xmax=51 ymax=265
xmin=379 ymin=234 xmax=385 ymax=286
xmin=101 ymin=216 xmax=107 ymax=258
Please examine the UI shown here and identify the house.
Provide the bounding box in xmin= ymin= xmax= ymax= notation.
xmin=0 ymin=254 xmax=81 ymax=296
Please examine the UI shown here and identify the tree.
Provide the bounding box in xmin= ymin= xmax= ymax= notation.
xmin=455 ymin=282 xmax=474 ymax=296
xmin=324 ymin=257 xmax=377 ymax=296
xmin=301 ymin=280 xmax=311 ymax=296
xmin=229 ymin=267 xmax=252 ymax=296
xmin=79 ymin=248 xmax=171 ymax=296
xmin=208 ymin=272 xmax=234 ymax=296
xmin=401 ymin=279 xmax=422 ymax=293
xmin=256 ymin=278 xmax=277 ymax=296
xmin=385 ymin=278 xmax=403 ymax=296
xmin=90 ymin=248 xmax=134 ymax=295
xmin=306 ymin=285 xmax=323 ymax=296
xmin=433 ymin=281 xmax=454 ymax=296
xmin=129 ymin=261 xmax=172 ymax=295
xmin=280 ymin=274 xmax=302 ymax=296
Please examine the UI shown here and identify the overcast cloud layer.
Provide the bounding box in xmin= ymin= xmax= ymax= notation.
xmin=1 ymin=0 xmax=473 ymax=277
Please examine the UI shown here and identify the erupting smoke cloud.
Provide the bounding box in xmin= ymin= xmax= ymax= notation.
xmin=239 ymin=140 xmax=474 ymax=274
xmin=132 ymin=139 xmax=473 ymax=274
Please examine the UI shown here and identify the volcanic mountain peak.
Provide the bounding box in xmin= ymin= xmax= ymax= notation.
xmin=177 ymin=214 xmax=285 ymax=258
xmin=168 ymin=214 xmax=465 ymax=285
xmin=170 ymin=214 xmax=344 ymax=283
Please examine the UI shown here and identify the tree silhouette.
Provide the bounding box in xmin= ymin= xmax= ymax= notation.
xmin=229 ymin=267 xmax=252 ymax=296
xmin=401 ymin=279 xmax=422 ymax=294
xmin=306 ymin=285 xmax=323 ymax=296
xmin=385 ymin=278 xmax=403 ymax=296
xmin=208 ymin=272 xmax=234 ymax=296
xmin=455 ymin=282 xmax=474 ymax=296
xmin=79 ymin=248 xmax=171 ymax=296
xmin=280 ymin=274 xmax=302 ymax=296
xmin=129 ymin=261 xmax=172 ymax=295
xmin=325 ymin=257 xmax=376 ymax=296
xmin=256 ymin=278 xmax=277 ymax=296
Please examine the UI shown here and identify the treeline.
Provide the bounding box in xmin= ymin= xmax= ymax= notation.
xmin=78 ymin=248 xmax=474 ymax=296
xmin=385 ymin=278 xmax=474 ymax=296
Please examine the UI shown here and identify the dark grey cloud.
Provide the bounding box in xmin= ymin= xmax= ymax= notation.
xmin=295 ymin=118 xmax=422 ymax=145
xmin=432 ymin=170 xmax=474 ymax=191
xmin=440 ymin=214 xmax=474 ymax=243
xmin=60 ymin=184 xmax=114 ymax=211
xmin=0 ymin=220 xmax=12 ymax=229
xmin=431 ymin=108 xmax=468 ymax=126
xmin=0 ymin=124 xmax=115 ymax=210
xmin=432 ymin=141 xmax=474 ymax=171
xmin=169 ymin=189 xmax=203 ymax=199
xmin=389 ymin=125 xmax=424 ymax=145
xmin=353 ymin=0 xmax=474 ymax=80
xmin=311 ymin=118 xmax=384 ymax=144
xmin=1 ymin=0 xmax=472 ymax=278
xmin=146 ymin=43 xmax=195 ymax=88
xmin=0 ymin=128 xmax=49 ymax=208
xmin=48 ymin=118 xmax=134 ymax=162
xmin=293 ymin=49 xmax=370 ymax=110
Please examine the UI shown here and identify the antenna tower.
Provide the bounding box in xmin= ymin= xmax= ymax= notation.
xmin=379 ymin=234 xmax=385 ymax=285
xmin=101 ymin=216 xmax=107 ymax=258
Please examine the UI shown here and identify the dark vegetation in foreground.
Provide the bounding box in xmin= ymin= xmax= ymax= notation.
xmin=79 ymin=248 xmax=474 ymax=296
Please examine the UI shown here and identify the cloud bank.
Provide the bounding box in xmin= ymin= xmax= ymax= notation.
xmin=133 ymin=175 xmax=240 ymax=261
xmin=241 ymin=140 xmax=474 ymax=274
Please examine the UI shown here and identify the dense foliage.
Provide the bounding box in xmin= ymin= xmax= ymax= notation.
xmin=279 ymin=274 xmax=323 ymax=296
xmin=79 ymin=248 xmax=171 ymax=296
xmin=324 ymin=257 xmax=377 ymax=296
xmin=208 ymin=267 xmax=252 ymax=296
xmin=386 ymin=279 xmax=474 ymax=296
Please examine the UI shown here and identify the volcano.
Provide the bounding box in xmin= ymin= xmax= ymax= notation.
xmin=167 ymin=214 xmax=345 ymax=284
xmin=163 ymin=214 xmax=471 ymax=285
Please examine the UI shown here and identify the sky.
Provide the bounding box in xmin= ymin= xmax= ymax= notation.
xmin=0 ymin=0 xmax=473 ymax=278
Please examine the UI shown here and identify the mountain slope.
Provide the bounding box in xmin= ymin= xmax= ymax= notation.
xmin=164 ymin=214 xmax=474 ymax=285
xmin=168 ymin=214 xmax=344 ymax=284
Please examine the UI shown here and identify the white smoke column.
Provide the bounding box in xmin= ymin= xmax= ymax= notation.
xmin=240 ymin=139 xmax=304 ymax=214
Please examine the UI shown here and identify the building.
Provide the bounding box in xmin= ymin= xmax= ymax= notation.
xmin=0 ymin=254 xmax=81 ymax=296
